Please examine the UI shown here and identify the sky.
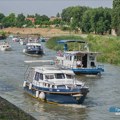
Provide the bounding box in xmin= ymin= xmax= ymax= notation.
xmin=0 ymin=0 xmax=113 ymax=17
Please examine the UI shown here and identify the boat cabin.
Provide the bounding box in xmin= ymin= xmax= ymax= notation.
xmin=26 ymin=43 xmax=42 ymax=50
xmin=57 ymin=51 xmax=99 ymax=69
xmin=25 ymin=66 xmax=83 ymax=88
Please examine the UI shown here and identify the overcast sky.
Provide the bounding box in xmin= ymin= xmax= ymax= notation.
xmin=0 ymin=0 xmax=113 ymax=17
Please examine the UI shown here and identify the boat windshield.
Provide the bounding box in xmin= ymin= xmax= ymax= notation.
xmin=45 ymin=74 xmax=54 ymax=79
xmin=66 ymin=74 xmax=74 ymax=79
xmin=55 ymin=73 xmax=65 ymax=79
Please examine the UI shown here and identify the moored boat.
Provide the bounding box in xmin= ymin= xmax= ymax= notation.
xmin=56 ymin=40 xmax=104 ymax=75
xmin=23 ymin=65 xmax=89 ymax=104
xmin=0 ymin=42 xmax=11 ymax=51
xmin=12 ymin=37 xmax=19 ymax=42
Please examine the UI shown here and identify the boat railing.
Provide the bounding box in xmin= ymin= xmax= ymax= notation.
xmin=27 ymin=78 xmax=84 ymax=90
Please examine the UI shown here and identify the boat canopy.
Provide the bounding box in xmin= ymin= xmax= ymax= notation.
xmin=57 ymin=40 xmax=87 ymax=51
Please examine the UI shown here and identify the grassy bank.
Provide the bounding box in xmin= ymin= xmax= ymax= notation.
xmin=46 ymin=35 xmax=120 ymax=65
xmin=0 ymin=96 xmax=36 ymax=120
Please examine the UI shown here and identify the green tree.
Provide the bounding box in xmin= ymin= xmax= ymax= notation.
xmin=35 ymin=14 xmax=49 ymax=25
xmin=35 ymin=14 xmax=42 ymax=25
xmin=40 ymin=15 xmax=49 ymax=22
xmin=90 ymin=7 xmax=111 ymax=34
xmin=25 ymin=19 xmax=33 ymax=27
xmin=2 ymin=13 xmax=16 ymax=27
xmin=82 ymin=9 xmax=93 ymax=33
xmin=61 ymin=6 xmax=88 ymax=32
xmin=0 ymin=13 xmax=5 ymax=23
xmin=16 ymin=13 xmax=25 ymax=27
xmin=112 ymin=0 xmax=120 ymax=35
xmin=56 ymin=12 xmax=60 ymax=17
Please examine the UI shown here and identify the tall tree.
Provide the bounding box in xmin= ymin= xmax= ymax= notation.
xmin=0 ymin=13 xmax=5 ymax=23
xmin=56 ymin=12 xmax=60 ymax=18
xmin=2 ymin=13 xmax=16 ymax=27
xmin=112 ymin=0 xmax=120 ymax=35
xmin=16 ymin=13 xmax=25 ymax=27
xmin=82 ymin=9 xmax=93 ymax=33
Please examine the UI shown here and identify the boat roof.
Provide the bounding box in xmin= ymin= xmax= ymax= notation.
xmin=33 ymin=66 xmax=75 ymax=75
xmin=27 ymin=43 xmax=41 ymax=46
xmin=64 ymin=51 xmax=100 ymax=54
xmin=57 ymin=40 xmax=86 ymax=44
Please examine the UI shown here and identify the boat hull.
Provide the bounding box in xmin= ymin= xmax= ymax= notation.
xmin=23 ymin=49 xmax=43 ymax=56
xmin=23 ymin=83 xmax=88 ymax=104
xmin=72 ymin=68 xmax=104 ymax=75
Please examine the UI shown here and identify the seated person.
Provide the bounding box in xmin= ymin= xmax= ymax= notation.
xmin=76 ymin=60 xmax=83 ymax=67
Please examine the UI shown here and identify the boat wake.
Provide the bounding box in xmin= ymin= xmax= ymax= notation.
xmin=59 ymin=104 xmax=86 ymax=108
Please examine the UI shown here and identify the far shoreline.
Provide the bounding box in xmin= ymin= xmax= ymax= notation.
xmin=0 ymin=27 xmax=74 ymax=38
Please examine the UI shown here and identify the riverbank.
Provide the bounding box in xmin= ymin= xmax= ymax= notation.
xmin=46 ymin=35 xmax=120 ymax=65
xmin=0 ymin=96 xmax=36 ymax=120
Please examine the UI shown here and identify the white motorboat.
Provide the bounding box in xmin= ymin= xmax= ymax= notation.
xmin=0 ymin=42 xmax=11 ymax=51
xmin=23 ymin=64 xmax=89 ymax=104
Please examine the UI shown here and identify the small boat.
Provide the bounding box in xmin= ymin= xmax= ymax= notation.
xmin=23 ymin=42 xmax=44 ymax=56
xmin=12 ymin=37 xmax=19 ymax=42
xmin=0 ymin=42 xmax=11 ymax=51
xmin=19 ymin=38 xmax=27 ymax=45
xmin=40 ymin=37 xmax=46 ymax=42
xmin=23 ymin=65 xmax=89 ymax=104
xmin=56 ymin=40 xmax=104 ymax=75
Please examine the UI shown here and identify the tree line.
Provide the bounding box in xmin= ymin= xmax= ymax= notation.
xmin=0 ymin=0 xmax=119 ymax=36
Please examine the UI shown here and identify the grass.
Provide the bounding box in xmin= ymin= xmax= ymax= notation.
xmin=46 ymin=34 xmax=120 ymax=65
xmin=0 ymin=96 xmax=36 ymax=120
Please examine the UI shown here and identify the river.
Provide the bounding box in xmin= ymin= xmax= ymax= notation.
xmin=0 ymin=39 xmax=120 ymax=120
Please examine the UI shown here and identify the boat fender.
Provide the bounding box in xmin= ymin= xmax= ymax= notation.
xmin=39 ymin=92 xmax=45 ymax=99
xmin=36 ymin=91 xmax=39 ymax=98
xmin=23 ymin=81 xmax=27 ymax=87
xmin=29 ymin=83 xmax=32 ymax=89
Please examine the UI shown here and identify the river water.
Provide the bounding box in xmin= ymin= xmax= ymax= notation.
xmin=0 ymin=39 xmax=120 ymax=120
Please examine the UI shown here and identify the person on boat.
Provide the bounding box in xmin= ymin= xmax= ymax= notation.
xmin=76 ymin=59 xmax=83 ymax=68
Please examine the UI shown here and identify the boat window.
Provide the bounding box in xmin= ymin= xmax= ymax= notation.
xmin=35 ymin=72 xmax=43 ymax=81
xmin=70 ymin=56 xmax=72 ymax=61
xmin=39 ymin=73 xmax=43 ymax=80
xmin=45 ymin=74 xmax=54 ymax=79
xmin=91 ymin=62 xmax=96 ymax=67
xmin=55 ymin=73 xmax=65 ymax=79
xmin=66 ymin=74 xmax=74 ymax=79
xmin=57 ymin=85 xmax=66 ymax=89
xmin=27 ymin=46 xmax=31 ymax=49
xmin=74 ymin=56 xmax=77 ymax=60
xmin=89 ymin=56 xmax=95 ymax=60
xmin=76 ymin=85 xmax=82 ymax=89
